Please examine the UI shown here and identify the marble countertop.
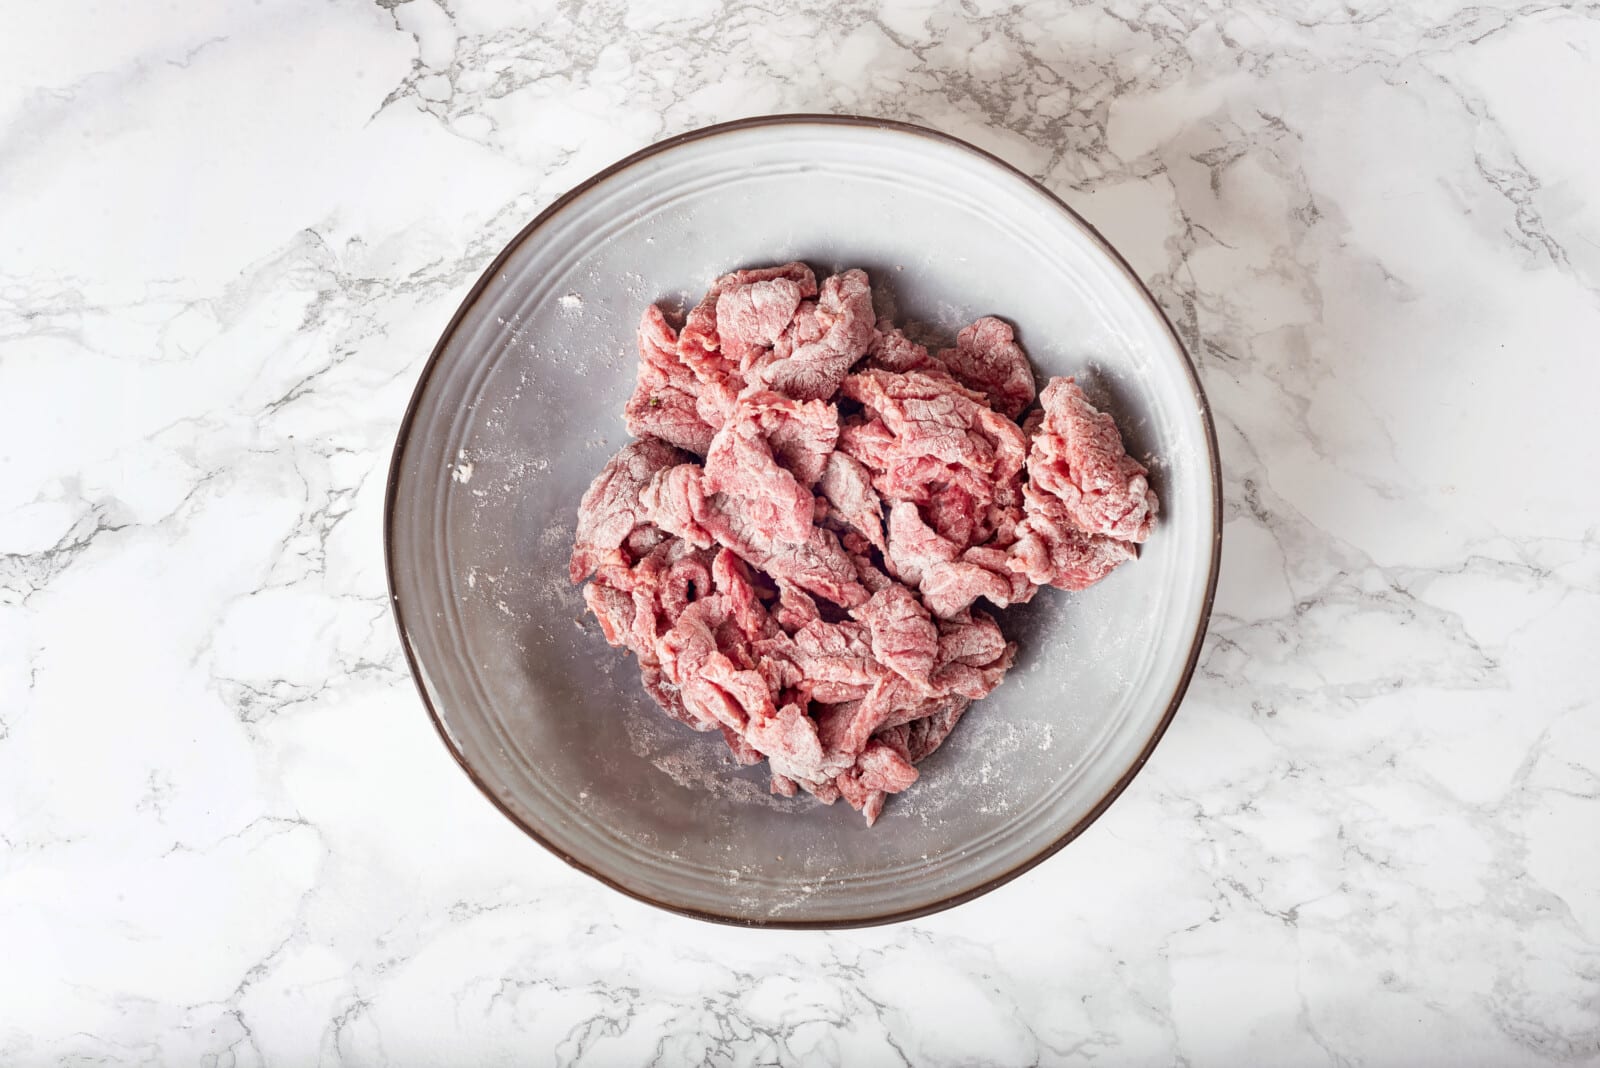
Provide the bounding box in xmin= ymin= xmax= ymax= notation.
xmin=4 ymin=0 xmax=1598 ymax=1063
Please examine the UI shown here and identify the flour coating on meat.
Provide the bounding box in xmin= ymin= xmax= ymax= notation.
xmin=571 ymin=265 xmax=1157 ymax=824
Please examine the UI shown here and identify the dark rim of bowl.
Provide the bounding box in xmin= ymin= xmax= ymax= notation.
xmin=383 ymin=113 xmax=1224 ymax=930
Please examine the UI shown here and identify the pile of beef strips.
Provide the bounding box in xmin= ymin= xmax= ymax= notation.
xmin=570 ymin=263 xmax=1156 ymax=824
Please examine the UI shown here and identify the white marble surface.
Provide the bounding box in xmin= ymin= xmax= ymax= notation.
xmin=3 ymin=0 xmax=1598 ymax=1063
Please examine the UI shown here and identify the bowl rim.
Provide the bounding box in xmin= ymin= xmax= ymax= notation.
xmin=384 ymin=113 xmax=1224 ymax=930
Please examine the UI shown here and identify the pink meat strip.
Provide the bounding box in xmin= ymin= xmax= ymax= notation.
xmin=841 ymin=530 xmax=894 ymax=594
xmin=716 ymin=278 xmax=805 ymax=369
xmin=1008 ymin=482 xmax=1137 ymax=590
xmin=935 ymin=317 xmax=1037 ymax=420
xmin=839 ymin=368 xmax=1027 ymax=509
xmin=923 ymin=483 xmax=979 ymax=547
xmin=936 ymin=609 xmax=1009 ymax=667
xmin=790 ymin=619 xmax=880 ymax=703
xmin=745 ymin=702 xmax=827 ymax=784
xmin=1023 ymin=377 xmax=1158 ymax=544
xmin=680 ymin=262 xmax=818 ymax=380
xmin=903 ymin=700 xmax=969 ymax=761
xmin=587 ymin=539 xmax=711 ymax=665
xmin=639 ymin=462 xmax=869 ymax=610
xmin=817 ymin=451 xmax=886 ymax=551
xmin=569 ymin=436 xmax=689 ymax=583
xmin=773 ymin=583 xmax=822 ymax=634
xmin=758 ymin=269 xmax=875 ymax=401
xmin=638 ymin=464 xmax=713 ymax=549
xmin=740 ymin=390 xmax=839 ymax=486
xmin=862 ymin=318 xmax=935 ymax=373
xmin=853 ymin=584 xmax=938 ymax=685
xmin=623 ymin=306 xmax=718 ymax=455
xmin=657 ymin=599 xmax=772 ymax=731
xmin=917 ymin=561 xmax=1008 ymax=619
xmin=702 ymin=500 xmax=868 ymax=610
xmin=703 ymin=418 xmax=815 ymax=545
xmin=883 ymin=501 xmax=959 ymax=586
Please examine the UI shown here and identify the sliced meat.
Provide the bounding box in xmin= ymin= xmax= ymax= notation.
xmin=622 ymin=361 xmax=709 ymax=456
xmin=857 ymin=740 xmax=919 ymax=793
xmin=980 ymin=475 xmax=1026 ymax=548
xmin=1024 ymin=377 xmax=1158 ymax=544
xmin=622 ymin=538 xmax=714 ymax=661
xmin=655 ymin=548 xmax=715 ymax=627
xmin=585 ymin=537 xmax=761 ymax=733
xmin=817 ymin=673 xmax=940 ymax=759
xmin=791 ymin=619 xmax=880 ymax=702
xmin=905 ymin=700 xmax=970 ymax=762
xmin=679 ymin=262 xmax=818 ymax=395
xmin=935 ymin=316 xmax=1037 ymax=419
xmin=570 ymin=437 xmax=689 ymax=582
xmin=931 ymin=640 xmax=1015 ymax=699
xmin=919 ymin=559 xmax=1014 ymax=619
xmin=746 ymin=702 xmax=826 ymax=782
xmin=573 ymin=264 xmax=1158 ymax=827
xmin=699 ymin=497 xmax=868 ymax=609
xmin=639 ymin=463 xmax=713 ymax=549
xmin=881 ymin=691 xmax=970 ymax=736
xmin=840 ymin=530 xmax=894 ymax=594
xmin=678 ymin=295 xmax=742 ymax=396
xmin=863 ymin=318 xmax=934 ymax=373
xmin=835 ymin=738 xmax=919 ymax=823
xmin=716 ymin=277 xmax=804 ymax=368
xmin=854 ymin=584 xmax=938 ymax=685
xmin=645 ymin=462 xmax=868 ymax=608
xmin=936 ymin=609 xmax=1008 ymax=667
xmin=920 ymin=546 xmax=1037 ymax=618
xmin=713 ymin=548 xmax=776 ymax=642
xmin=582 ymin=581 xmax=636 ymax=651
xmin=724 ymin=261 xmax=819 ymax=296
xmin=703 ymin=419 xmax=814 ymax=544
xmin=759 ymin=269 xmax=875 ymax=401
xmin=624 ymin=524 xmax=671 ymax=560
xmin=623 ymin=305 xmax=718 ymax=455
xmin=641 ymin=665 xmax=709 ymax=731
xmin=817 ymin=451 xmax=885 ymax=550
xmin=657 ymin=598 xmax=776 ymax=730
xmin=960 ymin=545 xmax=1037 ymax=605
xmin=839 ymin=368 xmax=1027 ymax=508
xmin=775 ymin=299 xmax=826 ymax=356
xmin=800 ymin=778 xmax=842 ymax=805
xmin=884 ymin=501 xmax=960 ymax=586
xmin=721 ymin=726 xmax=764 ymax=765
xmin=740 ymin=390 xmax=840 ymax=485
xmin=1008 ymin=482 xmax=1137 ymax=590
xmin=774 ymin=583 xmax=822 ymax=634
xmin=924 ymin=484 xmax=979 ymax=548
xmin=872 ymin=722 xmax=914 ymax=764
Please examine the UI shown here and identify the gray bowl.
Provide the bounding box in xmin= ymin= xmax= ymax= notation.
xmin=385 ymin=116 xmax=1221 ymax=927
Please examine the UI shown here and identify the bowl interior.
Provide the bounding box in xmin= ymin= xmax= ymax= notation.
xmin=388 ymin=118 xmax=1218 ymax=926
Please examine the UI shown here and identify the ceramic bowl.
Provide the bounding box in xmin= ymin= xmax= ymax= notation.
xmin=386 ymin=115 xmax=1221 ymax=927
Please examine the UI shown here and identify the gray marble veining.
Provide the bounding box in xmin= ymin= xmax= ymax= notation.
xmin=1 ymin=0 xmax=1597 ymax=1063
